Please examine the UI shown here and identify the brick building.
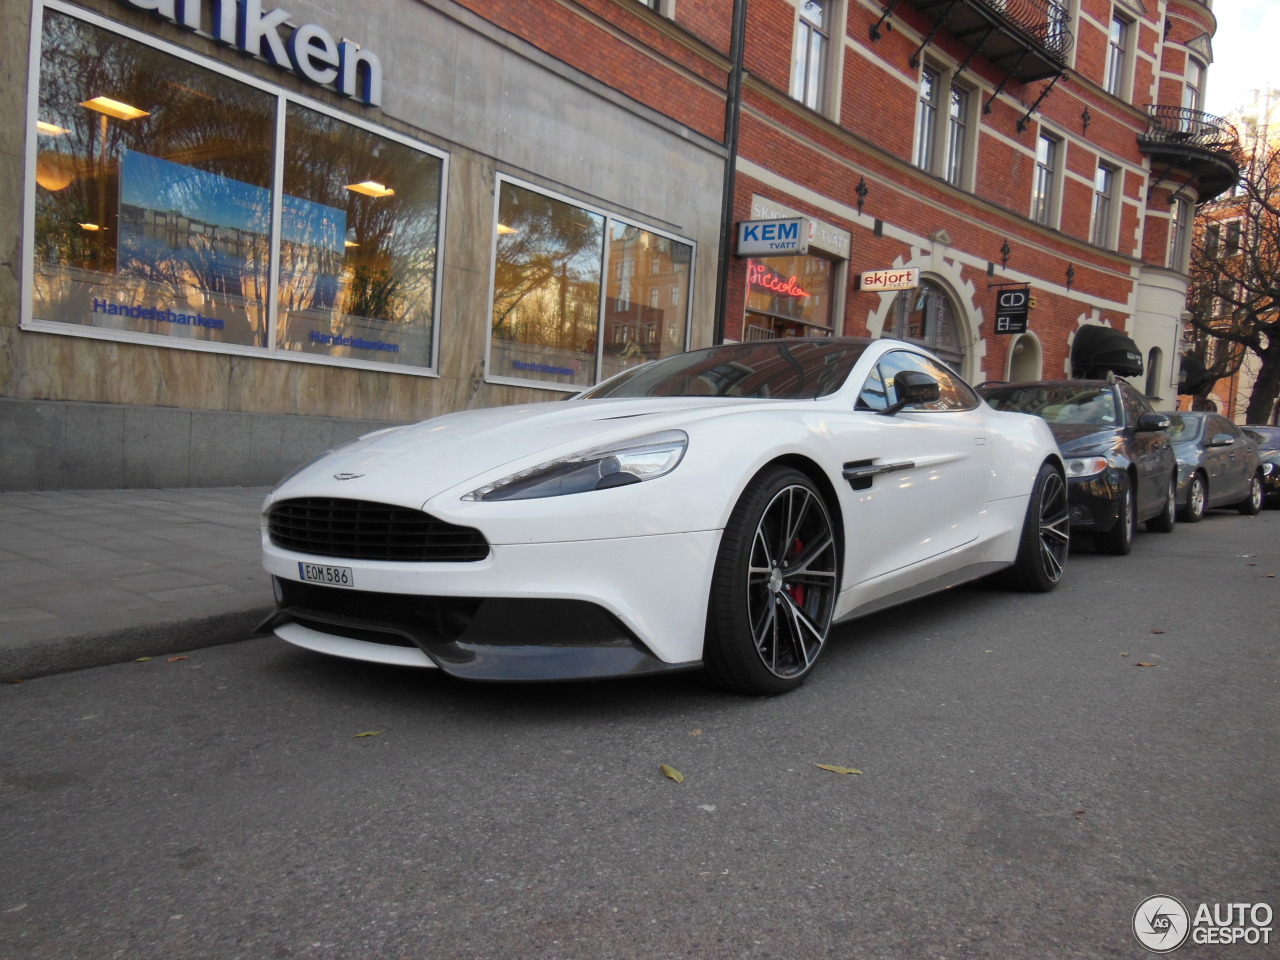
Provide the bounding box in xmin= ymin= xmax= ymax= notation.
xmin=3 ymin=0 xmax=1238 ymax=489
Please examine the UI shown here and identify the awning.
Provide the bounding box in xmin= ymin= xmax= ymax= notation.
xmin=1178 ymin=354 xmax=1219 ymax=396
xmin=1070 ymin=324 xmax=1143 ymax=378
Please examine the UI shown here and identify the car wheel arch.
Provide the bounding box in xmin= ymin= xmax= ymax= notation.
xmin=758 ymin=454 xmax=847 ymax=557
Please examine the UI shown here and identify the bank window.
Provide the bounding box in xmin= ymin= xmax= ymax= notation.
xmin=28 ymin=8 xmax=444 ymax=373
xmin=1032 ymin=133 xmax=1060 ymax=225
xmin=490 ymin=179 xmax=693 ymax=389
xmin=1091 ymin=163 xmax=1117 ymax=248
xmin=791 ymin=1 xmax=830 ymax=112
xmin=1104 ymin=13 xmax=1130 ymax=97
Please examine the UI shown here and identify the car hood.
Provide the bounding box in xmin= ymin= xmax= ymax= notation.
xmin=1044 ymin=422 xmax=1120 ymax=454
xmin=271 ymin=395 xmax=779 ymax=506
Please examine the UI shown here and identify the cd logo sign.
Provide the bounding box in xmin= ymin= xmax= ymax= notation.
xmin=1133 ymin=896 xmax=1191 ymax=953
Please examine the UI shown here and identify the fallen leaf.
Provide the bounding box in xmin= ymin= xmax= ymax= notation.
xmin=660 ymin=764 xmax=685 ymax=783
xmin=1267 ymin=574 xmax=1276 ymax=579
xmin=135 ymin=657 xmax=151 ymax=662
xmin=1150 ymin=629 xmax=1165 ymax=635
xmin=689 ymin=729 xmax=702 ymax=736
xmin=1120 ymin=652 xmax=1130 ymax=657
xmin=166 ymin=656 xmax=188 ymax=662
xmin=984 ymin=650 xmax=992 ymax=654
xmin=7 ymin=678 xmax=23 ymax=684
xmin=1135 ymin=662 xmax=1158 ymax=668
xmin=815 ymin=764 xmax=863 ymax=775
xmin=352 ymin=731 xmax=383 ymax=738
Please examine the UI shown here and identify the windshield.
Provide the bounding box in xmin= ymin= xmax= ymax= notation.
xmin=1245 ymin=426 xmax=1280 ymax=451
xmin=982 ymin=384 xmax=1118 ymax=426
xmin=1165 ymin=415 xmax=1203 ymax=442
xmin=578 ymin=339 xmax=870 ymax=400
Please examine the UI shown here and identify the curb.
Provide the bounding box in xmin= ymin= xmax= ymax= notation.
xmin=2 ymin=607 xmax=274 ymax=682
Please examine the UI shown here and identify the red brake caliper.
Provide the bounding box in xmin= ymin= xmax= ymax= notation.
xmin=786 ymin=538 xmax=805 ymax=605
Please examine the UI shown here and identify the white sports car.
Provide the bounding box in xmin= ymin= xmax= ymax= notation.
xmin=260 ymin=337 xmax=1068 ymax=695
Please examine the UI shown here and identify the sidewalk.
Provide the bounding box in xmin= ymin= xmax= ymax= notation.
xmin=0 ymin=487 xmax=274 ymax=680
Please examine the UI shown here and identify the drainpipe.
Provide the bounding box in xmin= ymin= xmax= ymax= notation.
xmin=713 ymin=0 xmax=747 ymax=345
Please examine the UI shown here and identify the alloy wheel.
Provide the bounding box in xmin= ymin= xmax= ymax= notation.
xmin=1036 ymin=470 xmax=1070 ymax=583
xmin=745 ymin=484 xmax=839 ymax=679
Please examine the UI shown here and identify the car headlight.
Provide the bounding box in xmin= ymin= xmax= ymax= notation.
xmin=1064 ymin=456 xmax=1109 ymax=478
xmin=462 ymin=430 xmax=688 ymax=502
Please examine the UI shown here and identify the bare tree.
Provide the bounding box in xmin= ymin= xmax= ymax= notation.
xmin=1186 ymin=137 xmax=1280 ymax=423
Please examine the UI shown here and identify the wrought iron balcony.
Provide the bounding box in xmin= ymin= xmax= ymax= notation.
xmin=1138 ymin=106 xmax=1243 ymax=202
xmin=893 ymin=0 xmax=1074 ymax=82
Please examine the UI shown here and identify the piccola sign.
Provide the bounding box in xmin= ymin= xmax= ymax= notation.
xmin=117 ymin=0 xmax=383 ymax=106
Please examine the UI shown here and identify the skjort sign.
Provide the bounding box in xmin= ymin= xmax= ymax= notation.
xmin=118 ymin=0 xmax=383 ymax=105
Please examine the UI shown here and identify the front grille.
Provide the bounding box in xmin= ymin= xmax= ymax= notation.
xmin=268 ymin=498 xmax=490 ymax=562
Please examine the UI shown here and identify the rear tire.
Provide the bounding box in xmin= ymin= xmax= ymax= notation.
xmin=702 ymin=467 xmax=839 ymax=696
xmin=1096 ymin=475 xmax=1135 ymax=556
xmin=1145 ymin=474 xmax=1177 ymax=533
xmin=1237 ymin=471 xmax=1264 ymax=515
xmin=989 ymin=462 xmax=1069 ymax=592
xmin=1180 ymin=472 xmax=1206 ymax=523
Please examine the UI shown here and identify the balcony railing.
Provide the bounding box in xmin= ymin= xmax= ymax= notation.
xmin=900 ymin=0 xmax=1074 ymax=82
xmin=1138 ymin=105 xmax=1243 ymax=201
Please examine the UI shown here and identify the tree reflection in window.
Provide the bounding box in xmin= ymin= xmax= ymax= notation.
xmin=34 ymin=10 xmax=275 ymax=347
xmin=492 ymin=183 xmax=605 ymax=386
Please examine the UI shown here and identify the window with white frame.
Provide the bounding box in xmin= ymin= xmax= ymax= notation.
xmin=790 ymin=1 xmax=830 ymax=111
xmin=915 ymin=64 xmax=974 ymax=187
xmin=1104 ymin=12 xmax=1130 ymax=97
xmin=490 ymin=179 xmax=694 ymax=389
xmin=1032 ymin=132 xmax=1060 ymax=225
xmin=1091 ymin=163 xmax=1117 ymax=247
xmin=1225 ymin=220 xmax=1242 ymax=257
xmin=915 ymin=65 xmax=940 ymax=171
xmin=1167 ymin=197 xmax=1191 ymax=269
xmin=1183 ymin=58 xmax=1205 ymax=113
xmin=28 ymin=6 xmax=445 ymax=374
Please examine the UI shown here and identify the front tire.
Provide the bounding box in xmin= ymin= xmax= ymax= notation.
xmin=1237 ymin=471 xmax=1264 ymax=515
xmin=990 ymin=462 xmax=1069 ymax=592
xmin=1180 ymin=472 xmax=1206 ymax=523
xmin=703 ymin=467 xmax=839 ymax=695
xmin=1096 ymin=475 xmax=1135 ymax=556
xmin=1146 ymin=474 xmax=1177 ymax=533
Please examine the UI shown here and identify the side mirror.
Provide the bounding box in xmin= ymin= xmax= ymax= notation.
xmin=878 ymin=371 xmax=942 ymax=416
xmin=1136 ymin=412 xmax=1171 ymax=432
xmin=1208 ymin=433 xmax=1236 ymax=447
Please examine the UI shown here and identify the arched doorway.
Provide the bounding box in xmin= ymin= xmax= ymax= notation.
xmin=1008 ymin=334 xmax=1042 ymax=382
xmin=885 ymin=279 xmax=965 ymax=368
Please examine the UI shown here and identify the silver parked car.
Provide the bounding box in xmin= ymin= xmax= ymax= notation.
xmin=1163 ymin=412 xmax=1264 ymax=521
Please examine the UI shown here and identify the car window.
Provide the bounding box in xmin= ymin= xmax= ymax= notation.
xmin=982 ymin=384 xmax=1115 ymax=425
xmin=579 ymin=339 xmax=871 ymax=400
xmin=1166 ymin=414 xmax=1198 ymax=441
xmin=1118 ymin=383 xmax=1150 ymax=427
xmin=1214 ymin=417 xmax=1243 ymax=439
xmin=858 ymin=350 xmax=979 ymax=412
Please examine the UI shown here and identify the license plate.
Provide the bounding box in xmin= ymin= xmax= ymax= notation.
xmin=298 ymin=562 xmax=354 ymax=587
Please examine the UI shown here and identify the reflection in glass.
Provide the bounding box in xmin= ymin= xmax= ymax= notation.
xmin=277 ymin=104 xmax=442 ymax=368
xmin=34 ymin=10 xmax=275 ymax=348
xmin=744 ymin=255 xmax=832 ymax=336
xmin=602 ymin=223 xmax=691 ymax=380
xmin=491 ymin=183 xmax=605 ymax=386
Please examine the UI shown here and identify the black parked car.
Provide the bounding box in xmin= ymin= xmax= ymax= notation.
xmin=1164 ymin=412 xmax=1264 ymax=521
xmin=979 ymin=379 xmax=1177 ymax=555
xmin=1244 ymin=425 xmax=1280 ymax=507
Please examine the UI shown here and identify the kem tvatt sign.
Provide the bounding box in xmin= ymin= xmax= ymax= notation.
xmin=736 ymin=218 xmax=810 ymax=257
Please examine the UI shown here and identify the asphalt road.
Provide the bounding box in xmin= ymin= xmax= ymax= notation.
xmin=2 ymin=510 xmax=1277 ymax=960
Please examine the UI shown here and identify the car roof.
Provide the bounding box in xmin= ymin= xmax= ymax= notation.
xmin=979 ymin=379 xmax=1118 ymax=390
